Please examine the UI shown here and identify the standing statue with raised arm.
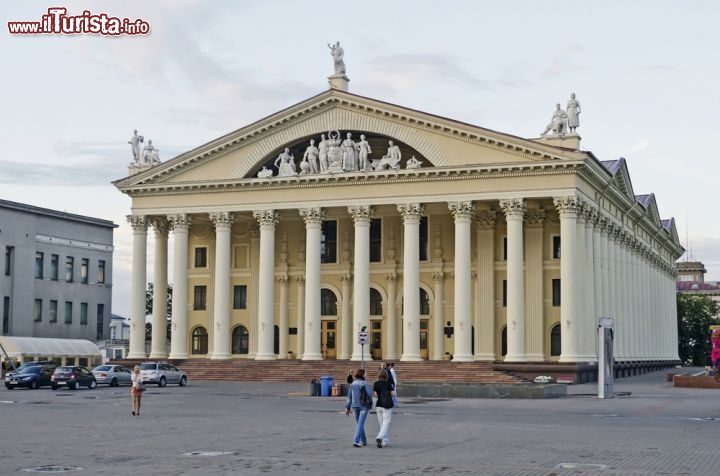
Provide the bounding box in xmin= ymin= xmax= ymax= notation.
xmin=328 ymin=41 xmax=346 ymax=75
xmin=566 ymin=93 xmax=581 ymax=133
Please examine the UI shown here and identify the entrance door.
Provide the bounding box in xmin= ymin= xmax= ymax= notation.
xmin=420 ymin=319 xmax=429 ymax=360
xmin=371 ymin=321 xmax=382 ymax=360
xmin=321 ymin=320 xmax=336 ymax=359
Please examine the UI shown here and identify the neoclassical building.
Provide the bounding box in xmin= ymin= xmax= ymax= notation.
xmin=114 ymin=75 xmax=683 ymax=368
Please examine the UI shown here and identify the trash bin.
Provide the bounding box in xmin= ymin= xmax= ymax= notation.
xmin=319 ymin=375 xmax=334 ymax=396
xmin=310 ymin=379 xmax=320 ymax=396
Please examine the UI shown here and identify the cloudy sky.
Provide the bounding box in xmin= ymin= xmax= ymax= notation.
xmin=2 ymin=1 xmax=719 ymax=318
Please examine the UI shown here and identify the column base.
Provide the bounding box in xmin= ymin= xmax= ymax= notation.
xmin=302 ymin=353 xmax=323 ymax=361
xmin=452 ymin=354 xmax=474 ymax=362
xmin=503 ymin=354 xmax=528 ymax=362
xmin=400 ymin=354 xmax=422 ymax=362
xmin=525 ymin=353 xmax=545 ymax=362
xmin=149 ymin=352 xmax=169 ymax=359
xmin=473 ymin=353 xmax=495 ymax=361
xmin=168 ymin=352 xmax=188 ymax=360
xmin=127 ymin=351 xmax=148 ymax=359
xmin=559 ymin=354 xmax=596 ymax=363
xmin=210 ymin=353 xmax=231 ymax=360
xmin=350 ymin=353 xmax=374 ymax=361
xmin=254 ymin=353 xmax=277 ymax=361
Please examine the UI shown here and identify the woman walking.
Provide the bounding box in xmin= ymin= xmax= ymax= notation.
xmin=130 ymin=365 xmax=144 ymax=416
xmin=345 ymin=368 xmax=373 ymax=447
xmin=373 ymin=369 xmax=396 ymax=448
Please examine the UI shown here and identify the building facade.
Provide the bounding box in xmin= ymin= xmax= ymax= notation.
xmin=115 ymin=87 xmax=683 ymax=366
xmin=0 ymin=199 xmax=116 ymax=341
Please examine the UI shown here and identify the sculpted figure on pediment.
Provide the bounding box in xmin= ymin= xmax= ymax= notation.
xmin=341 ymin=132 xmax=357 ymax=172
xmin=302 ymin=139 xmax=319 ymax=174
xmin=274 ymin=147 xmax=297 ymax=177
xmin=406 ymin=156 xmax=422 ymax=169
xmin=257 ymin=166 xmax=273 ymax=178
xmin=326 ymin=131 xmax=344 ymax=173
xmin=318 ymin=134 xmax=329 ymax=173
xmin=357 ymin=134 xmax=372 ymax=171
xmin=372 ymin=140 xmax=402 ymax=171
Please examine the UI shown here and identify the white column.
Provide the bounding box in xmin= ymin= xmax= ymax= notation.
xmin=349 ymin=206 xmax=373 ymax=361
xmin=432 ymin=272 xmax=444 ymax=361
xmin=168 ymin=214 xmax=189 ymax=359
xmin=599 ymin=219 xmax=611 ymax=319
xmin=500 ymin=199 xmax=526 ymax=362
xmin=300 ymin=208 xmax=323 ymax=360
xmin=296 ymin=276 xmax=305 ymax=359
xmin=127 ymin=215 xmax=148 ymax=359
xmin=248 ymin=224 xmax=260 ymax=358
xmin=398 ymin=203 xmax=423 ymax=361
xmin=278 ymin=276 xmax=289 ymax=358
xmin=210 ymin=212 xmax=234 ymax=359
xmin=579 ymin=208 xmax=596 ymax=361
xmin=524 ymin=209 xmax=544 ymax=361
xmin=475 ymin=211 xmax=496 ymax=360
xmin=448 ymin=201 xmax=474 ymax=361
xmin=340 ymin=274 xmax=352 ymax=360
xmin=554 ymin=197 xmax=580 ymax=362
xmin=386 ymin=274 xmax=399 ymax=360
xmin=149 ymin=218 xmax=169 ymax=359
xmin=592 ymin=215 xmax=603 ymax=335
xmin=253 ymin=210 xmax=278 ymax=360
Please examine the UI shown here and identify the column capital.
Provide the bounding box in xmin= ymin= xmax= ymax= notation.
xmin=299 ymin=207 xmax=324 ymax=225
xmin=553 ymin=196 xmax=580 ymax=217
xmin=210 ymin=211 xmax=235 ymax=231
xmin=348 ymin=205 xmax=374 ymax=224
xmin=296 ymin=275 xmax=306 ymax=285
xmin=340 ymin=274 xmax=353 ymax=283
xmin=499 ymin=198 xmax=526 ymax=219
xmin=127 ymin=215 xmax=148 ymax=231
xmin=448 ymin=201 xmax=475 ymax=222
xmin=397 ymin=203 xmax=424 ymax=223
xmin=151 ymin=217 xmax=170 ymax=237
xmin=253 ymin=209 xmax=279 ymax=227
xmin=167 ymin=213 xmax=190 ymax=232
xmin=277 ymin=276 xmax=290 ymax=285
xmin=475 ymin=210 xmax=497 ymax=229
xmin=524 ymin=209 xmax=546 ymax=228
xmin=432 ymin=272 xmax=444 ymax=282
xmin=386 ymin=273 xmax=397 ymax=282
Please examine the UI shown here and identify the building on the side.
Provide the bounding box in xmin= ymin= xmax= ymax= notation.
xmin=114 ymin=58 xmax=683 ymax=375
xmin=676 ymin=260 xmax=720 ymax=319
xmin=0 ymin=199 xmax=116 ymax=342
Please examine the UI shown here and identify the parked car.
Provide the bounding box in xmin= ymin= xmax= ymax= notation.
xmin=5 ymin=360 xmax=56 ymax=379
xmin=51 ymin=366 xmax=97 ymax=390
xmin=5 ymin=365 xmax=56 ymax=390
xmin=92 ymin=364 xmax=133 ymax=387
xmin=139 ymin=362 xmax=187 ymax=387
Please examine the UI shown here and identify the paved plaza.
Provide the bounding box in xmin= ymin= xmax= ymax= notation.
xmin=1 ymin=369 xmax=719 ymax=475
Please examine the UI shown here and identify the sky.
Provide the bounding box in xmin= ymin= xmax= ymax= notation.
xmin=2 ymin=1 xmax=719 ymax=319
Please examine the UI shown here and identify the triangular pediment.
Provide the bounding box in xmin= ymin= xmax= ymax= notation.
xmin=114 ymin=89 xmax=587 ymax=190
xmin=601 ymin=158 xmax=635 ymax=203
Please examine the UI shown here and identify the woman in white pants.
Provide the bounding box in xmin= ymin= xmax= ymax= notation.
xmin=372 ymin=369 xmax=396 ymax=448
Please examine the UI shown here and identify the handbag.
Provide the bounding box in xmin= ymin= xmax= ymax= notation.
xmin=137 ymin=382 xmax=146 ymax=392
xmin=359 ymin=385 xmax=372 ymax=408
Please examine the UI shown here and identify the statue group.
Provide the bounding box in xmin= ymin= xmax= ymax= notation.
xmin=541 ymin=93 xmax=581 ymax=136
xmin=263 ymin=132 xmax=422 ymax=178
xmin=129 ymin=129 xmax=161 ymax=165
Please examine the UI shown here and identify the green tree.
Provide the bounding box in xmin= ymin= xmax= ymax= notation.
xmin=677 ymin=294 xmax=718 ymax=365
xmin=145 ymin=283 xmax=173 ymax=342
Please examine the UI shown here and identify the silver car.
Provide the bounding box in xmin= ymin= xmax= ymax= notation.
xmin=139 ymin=362 xmax=187 ymax=387
xmin=92 ymin=364 xmax=133 ymax=387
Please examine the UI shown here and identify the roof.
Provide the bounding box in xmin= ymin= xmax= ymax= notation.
xmin=0 ymin=198 xmax=117 ymax=229
xmin=676 ymin=281 xmax=720 ymax=291
xmin=0 ymin=336 xmax=102 ymax=359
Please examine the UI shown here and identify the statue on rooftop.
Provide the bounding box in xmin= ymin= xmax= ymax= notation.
xmin=328 ymin=41 xmax=346 ymax=75
xmin=129 ymin=129 xmax=144 ymax=164
xmin=541 ymin=103 xmax=568 ymax=136
xmin=566 ymin=93 xmax=581 ymax=133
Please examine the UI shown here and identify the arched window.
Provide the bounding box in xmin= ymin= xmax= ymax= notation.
xmin=420 ymin=288 xmax=430 ymax=315
xmin=550 ymin=324 xmax=561 ymax=357
xmin=321 ymin=288 xmax=337 ymax=316
xmin=501 ymin=326 xmax=507 ymax=357
xmin=370 ymin=288 xmax=383 ymax=315
xmin=232 ymin=325 xmax=249 ymax=354
xmin=191 ymin=326 xmax=208 ymax=355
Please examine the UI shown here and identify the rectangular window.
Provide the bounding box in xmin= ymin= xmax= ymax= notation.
xmin=35 ymin=252 xmax=44 ymax=279
xmin=233 ymin=285 xmax=247 ymax=309
xmin=194 ymin=285 xmax=207 ymax=310
xmin=96 ymin=304 xmax=105 ymax=340
xmin=81 ymin=258 xmax=89 ymax=284
xmin=419 ymin=216 xmax=428 ymax=261
xmin=49 ymin=300 xmax=58 ymax=323
xmin=195 ymin=247 xmax=207 ymax=268
xmin=97 ymin=260 xmax=106 ymax=284
xmin=321 ymin=220 xmax=337 ymax=264
xmin=3 ymin=296 xmax=10 ymax=333
xmin=65 ymin=257 xmax=74 ymax=282
xmin=80 ymin=302 xmax=88 ymax=325
xmin=552 ymin=279 xmax=561 ymax=306
xmin=5 ymin=246 xmax=14 ymax=276
xmin=503 ymin=237 xmax=508 ymax=261
xmin=34 ymin=299 xmax=42 ymax=322
xmin=64 ymin=301 xmax=73 ymax=324
xmin=552 ymin=236 xmax=561 ymax=259
xmin=51 ymin=254 xmax=59 ymax=280
xmin=369 ymin=218 xmax=382 ymax=262
xmin=502 ymin=280 xmax=508 ymax=307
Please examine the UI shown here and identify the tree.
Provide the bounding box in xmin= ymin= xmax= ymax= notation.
xmin=677 ymin=294 xmax=718 ymax=365
xmin=145 ymin=283 xmax=173 ymax=342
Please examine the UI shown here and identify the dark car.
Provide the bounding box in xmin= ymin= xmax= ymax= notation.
xmin=5 ymin=360 xmax=56 ymax=379
xmin=5 ymin=365 xmax=56 ymax=390
xmin=51 ymin=366 xmax=97 ymax=390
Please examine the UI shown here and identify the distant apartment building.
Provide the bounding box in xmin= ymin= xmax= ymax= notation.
xmin=0 ymin=199 xmax=116 ymax=341
xmin=676 ymin=260 xmax=720 ymax=319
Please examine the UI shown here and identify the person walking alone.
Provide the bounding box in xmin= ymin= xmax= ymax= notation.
xmin=130 ymin=365 xmax=144 ymax=416
xmin=345 ymin=368 xmax=373 ymax=447
xmin=373 ymin=369 xmax=396 ymax=448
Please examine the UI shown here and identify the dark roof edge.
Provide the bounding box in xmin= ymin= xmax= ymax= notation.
xmin=0 ymin=198 xmax=118 ymax=229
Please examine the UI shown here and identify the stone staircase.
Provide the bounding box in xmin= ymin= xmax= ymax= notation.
xmin=112 ymin=358 xmax=529 ymax=385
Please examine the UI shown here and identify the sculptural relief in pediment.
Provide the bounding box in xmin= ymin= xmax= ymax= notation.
xmin=253 ymin=131 xmax=428 ymax=179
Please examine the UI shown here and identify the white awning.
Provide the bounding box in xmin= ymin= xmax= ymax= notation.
xmin=0 ymin=336 xmax=102 ymax=359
